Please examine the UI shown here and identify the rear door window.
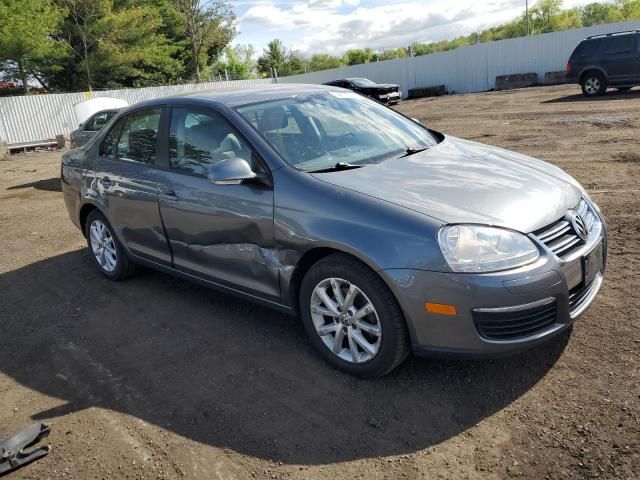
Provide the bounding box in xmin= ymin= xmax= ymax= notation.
xmin=116 ymin=109 xmax=161 ymax=164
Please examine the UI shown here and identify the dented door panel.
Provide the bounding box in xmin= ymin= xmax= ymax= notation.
xmin=157 ymin=170 xmax=279 ymax=299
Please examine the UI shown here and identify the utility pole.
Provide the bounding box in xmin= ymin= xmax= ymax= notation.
xmin=526 ymin=0 xmax=529 ymax=36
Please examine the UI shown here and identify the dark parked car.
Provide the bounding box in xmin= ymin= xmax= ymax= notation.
xmin=70 ymin=109 xmax=120 ymax=148
xmin=323 ymin=78 xmax=402 ymax=104
xmin=61 ymin=85 xmax=607 ymax=377
xmin=567 ymin=30 xmax=640 ymax=96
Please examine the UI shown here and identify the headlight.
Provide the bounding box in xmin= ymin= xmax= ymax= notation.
xmin=438 ymin=225 xmax=539 ymax=273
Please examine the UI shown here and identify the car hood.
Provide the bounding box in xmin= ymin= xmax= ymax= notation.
xmin=311 ymin=136 xmax=583 ymax=233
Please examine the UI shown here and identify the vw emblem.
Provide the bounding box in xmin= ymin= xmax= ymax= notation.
xmin=569 ymin=210 xmax=589 ymax=240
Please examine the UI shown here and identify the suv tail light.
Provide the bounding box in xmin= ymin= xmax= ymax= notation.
xmin=566 ymin=62 xmax=571 ymax=74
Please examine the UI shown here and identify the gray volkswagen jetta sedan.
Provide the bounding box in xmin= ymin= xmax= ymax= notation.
xmin=61 ymin=84 xmax=607 ymax=377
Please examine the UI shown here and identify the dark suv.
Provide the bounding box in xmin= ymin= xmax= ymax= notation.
xmin=567 ymin=30 xmax=640 ymax=96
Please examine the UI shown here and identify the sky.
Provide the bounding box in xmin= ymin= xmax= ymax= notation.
xmin=233 ymin=0 xmax=604 ymax=56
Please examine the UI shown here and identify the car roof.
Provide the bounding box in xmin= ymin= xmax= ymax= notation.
xmin=585 ymin=29 xmax=640 ymax=40
xmin=130 ymin=83 xmax=344 ymax=110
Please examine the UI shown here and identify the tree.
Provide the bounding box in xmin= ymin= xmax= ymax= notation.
xmin=90 ymin=7 xmax=182 ymax=88
xmin=372 ymin=48 xmax=408 ymax=62
xmin=257 ymin=38 xmax=287 ymax=76
xmin=176 ymin=0 xmax=236 ymax=81
xmin=581 ymin=2 xmax=621 ymax=25
xmin=528 ymin=0 xmax=564 ymax=34
xmin=54 ymin=0 xmax=111 ymax=91
xmin=343 ymin=48 xmax=373 ymax=66
xmin=0 ymin=0 xmax=65 ymax=93
xmin=49 ymin=0 xmax=186 ymax=91
xmin=615 ymin=0 xmax=640 ymax=19
xmin=309 ymin=53 xmax=342 ymax=72
xmin=212 ymin=44 xmax=256 ymax=79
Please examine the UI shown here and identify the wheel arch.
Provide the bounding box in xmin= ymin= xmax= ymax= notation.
xmin=287 ymin=245 xmax=392 ymax=315
xmin=578 ymin=67 xmax=607 ymax=84
xmin=79 ymin=202 xmax=99 ymax=237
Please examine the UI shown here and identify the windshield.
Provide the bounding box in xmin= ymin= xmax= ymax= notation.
xmin=236 ymin=91 xmax=438 ymax=172
xmin=349 ymin=78 xmax=377 ymax=87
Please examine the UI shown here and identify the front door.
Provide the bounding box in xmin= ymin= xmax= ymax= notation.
xmin=157 ymin=106 xmax=279 ymax=299
xmin=94 ymin=108 xmax=171 ymax=264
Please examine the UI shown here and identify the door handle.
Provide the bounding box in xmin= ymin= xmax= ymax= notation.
xmin=100 ymin=176 xmax=112 ymax=188
xmin=161 ymin=189 xmax=178 ymax=201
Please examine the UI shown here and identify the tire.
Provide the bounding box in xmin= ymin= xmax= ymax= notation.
xmin=581 ymin=72 xmax=607 ymax=97
xmin=299 ymin=253 xmax=410 ymax=377
xmin=84 ymin=210 xmax=136 ymax=280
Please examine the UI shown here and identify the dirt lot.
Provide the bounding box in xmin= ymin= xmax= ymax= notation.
xmin=1 ymin=84 xmax=638 ymax=479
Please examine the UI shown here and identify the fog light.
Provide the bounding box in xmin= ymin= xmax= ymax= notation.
xmin=425 ymin=303 xmax=457 ymax=316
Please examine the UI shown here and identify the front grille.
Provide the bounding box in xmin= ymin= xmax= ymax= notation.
xmin=473 ymin=301 xmax=557 ymax=341
xmin=534 ymin=199 xmax=596 ymax=258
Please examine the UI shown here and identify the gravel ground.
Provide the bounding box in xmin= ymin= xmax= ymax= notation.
xmin=1 ymin=84 xmax=638 ymax=479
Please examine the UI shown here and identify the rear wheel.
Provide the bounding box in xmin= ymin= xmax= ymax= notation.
xmin=85 ymin=210 xmax=136 ymax=280
xmin=581 ymin=72 xmax=607 ymax=97
xmin=299 ymin=253 xmax=410 ymax=377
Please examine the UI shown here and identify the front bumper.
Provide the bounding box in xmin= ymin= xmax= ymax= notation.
xmin=382 ymin=210 xmax=607 ymax=357
xmin=377 ymin=91 xmax=402 ymax=104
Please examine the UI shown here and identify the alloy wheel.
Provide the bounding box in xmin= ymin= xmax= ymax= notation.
xmin=89 ymin=220 xmax=117 ymax=272
xmin=310 ymin=277 xmax=382 ymax=363
xmin=584 ymin=77 xmax=600 ymax=95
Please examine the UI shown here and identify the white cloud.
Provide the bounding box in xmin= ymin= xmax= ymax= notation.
xmin=237 ymin=0 xmax=600 ymax=56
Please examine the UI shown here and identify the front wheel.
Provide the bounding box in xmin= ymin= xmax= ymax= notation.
xmin=85 ymin=210 xmax=136 ymax=280
xmin=299 ymin=253 xmax=410 ymax=377
xmin=581 ymin=72 xmax=607 ymax=96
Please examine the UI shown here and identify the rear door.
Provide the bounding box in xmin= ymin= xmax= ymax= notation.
xmin=156 ymin=106 xmax=279 ymax=299
xmin=94 ymin=108 xmax=171 ymax=264
xmin=600 ymin=34 xmax=639 ymax=83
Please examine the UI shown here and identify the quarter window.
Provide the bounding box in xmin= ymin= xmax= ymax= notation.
xmin=116 ymin=109 xmax=161 ymax=164
xmin=603 ymin=35 xmax=634 ymax=54
xmin=168 ymin=108 xmax=253 ymax=176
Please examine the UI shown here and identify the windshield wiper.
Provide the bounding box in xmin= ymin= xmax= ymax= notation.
xmin=395 ymin=146 xmax=429 ymax=159
xmin=307 ymin=162 xmax=364 ymax=173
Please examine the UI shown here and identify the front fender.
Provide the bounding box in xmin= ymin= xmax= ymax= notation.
xmin=272 ymin=167 xmax=449 ymax=305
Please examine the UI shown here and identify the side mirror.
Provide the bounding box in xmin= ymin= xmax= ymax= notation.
xmin=208 ymin=157 xmax=256 ymax=185
xmin=411 ymin=117 xmax=422 ymax=125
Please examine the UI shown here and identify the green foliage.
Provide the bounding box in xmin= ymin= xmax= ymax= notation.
xmin=616 ymin=0 xmax=640 ymax=19
xmin=176 ymin=0 xmax=236 ymax=81
xmin=210 ymin=44 xmax=257 ymax=79
xmin=0 ymin=0 xmax=65 ymax=92
xmin=343 ymin=48 xmax=373 ymax=65
xmin=581 ymin=2 xmax=621 ymax=26
xmin=89 ymin=6 xmax=182 ymax=88
xmin=256 ymin=39 xmax=307 ymax=77
xmin=309 ymin=54 xmax=342 ymax=72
